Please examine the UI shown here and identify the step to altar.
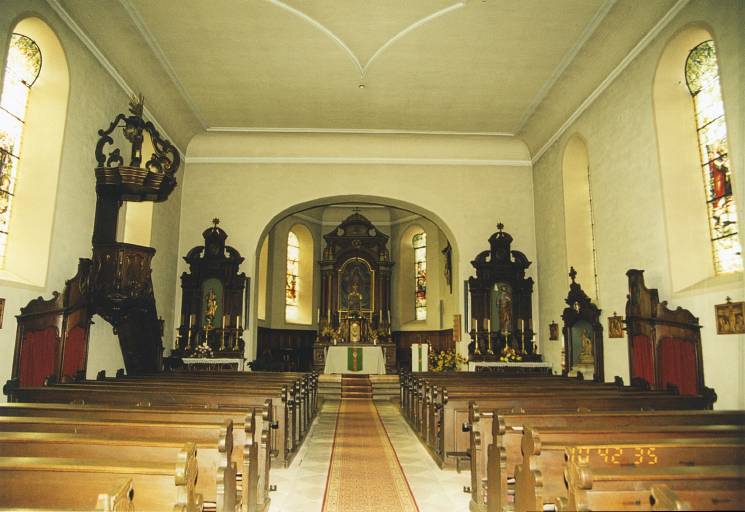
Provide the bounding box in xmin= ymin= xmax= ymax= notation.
xmin=319 ymin=374 xmax=399 ymax=401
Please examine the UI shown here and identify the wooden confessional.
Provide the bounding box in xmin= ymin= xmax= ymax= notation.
xmin=625 ymin=269 xmax=712 ymax=399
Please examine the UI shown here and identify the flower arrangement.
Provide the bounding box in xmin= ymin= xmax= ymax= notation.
xmin=192 ymin=341 xmax=214 ymax=358
xmin=429 ymin=349 xmax=467 ymax=372
xmin=499 ymin=345 xmax=523 ymax=362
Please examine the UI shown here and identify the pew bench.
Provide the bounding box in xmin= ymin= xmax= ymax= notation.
xmin=0 ymin=444 xmax=202 ymax=511
xmin=561 ymin=462 xmax=745 ymax=511
xmin=515 ymin=428 xmax=745 ymax=512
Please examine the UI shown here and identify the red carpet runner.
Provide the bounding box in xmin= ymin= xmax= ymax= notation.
xmin=322 ymin=399 xmax=419 ymax=512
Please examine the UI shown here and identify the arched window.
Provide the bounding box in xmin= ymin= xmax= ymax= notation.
xmin=562 ymin=135 xmax=597 ymax=299
xmin=684 ymin=40 xmax=742 ymax=274
xmin=0 ymin=33 xmax=42 ymax=266
xmin=285 ymin=224 xmax=313 ymax=324
xmin=286 ymin=230 xmax=300 ymax=308
xmin=413 ymin=232 xmax=427 ymax=320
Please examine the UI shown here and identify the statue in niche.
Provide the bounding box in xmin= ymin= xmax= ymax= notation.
xmin=348 ymin=271 xmax=363 ymax=313
xmin=204 ymin=289 xmax=218 ymax=328
xmin=497 ymin=283 xmax=512 ymax=334
xmin=579 ymin=329 xmax=594 ymax=364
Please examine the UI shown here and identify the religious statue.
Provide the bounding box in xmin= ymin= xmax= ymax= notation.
xmin=347 ymin=270 xmax=363 ymax=312
xmin=204 ymin=288 xmax=218 ymax=328
xmin=579 ymin=329 xmax=594 ymax=364
xmin=497 ymin=283 xmax=512 ymax=334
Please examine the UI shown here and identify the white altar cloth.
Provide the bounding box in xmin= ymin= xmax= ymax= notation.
xmin=323 ymin=345 xmax=386 ymax=374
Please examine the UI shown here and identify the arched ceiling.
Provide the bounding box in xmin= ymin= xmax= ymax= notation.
xmin=53 ymin=0 xmax=681 ymax=150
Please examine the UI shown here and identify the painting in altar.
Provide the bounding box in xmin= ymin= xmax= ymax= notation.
xmin=489 ymin=283 xmax=513 ymax=334
xmin=570 ymin=319 xmax=595 ymax=366
xmin=339 ymin=258 xmax=373 ymax=312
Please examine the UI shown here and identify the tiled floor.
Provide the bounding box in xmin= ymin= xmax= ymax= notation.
xmin=267 ymin=400 xmax=471 ymax=512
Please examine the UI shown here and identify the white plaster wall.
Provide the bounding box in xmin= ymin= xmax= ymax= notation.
xmin=177 ymin=132 xmax=537 ymax=363
xmin=531 ymin=0 xmax=745 ymax=408
xmin=0 ymin=0 xmax=183 ymax=391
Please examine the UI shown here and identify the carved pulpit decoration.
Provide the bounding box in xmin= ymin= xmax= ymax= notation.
xmin=561 ymin=267 xmax=604 ymax=382
xmin=174 ymin=219 xmax=246 ymax=357
xmin=89 ymin=95 xmax=180 ymax=374
xmin=467 ymin=223 xmax=536 ymax=360
xmin=314 ymin=211 xmax=396 ymax=371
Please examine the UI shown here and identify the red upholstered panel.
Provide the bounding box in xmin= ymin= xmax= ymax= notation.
xmin=659 ymin=337 xmax=698 ymax=396
xmin=631 ymin=334 xmax=655 ymax=387
xmin=61 ymin=325 xmax=87 ymax=379
xmin=18 ymin=327 xmax=59 ymax=387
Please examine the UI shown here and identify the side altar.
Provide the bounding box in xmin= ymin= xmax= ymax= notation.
xmin=312 ymin=212 xmax=396 ymax=373
xmin=467 ymin=223 xmax=541 ymax=363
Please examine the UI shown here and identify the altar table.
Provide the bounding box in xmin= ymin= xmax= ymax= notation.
xmin=323 ymin=345 xmax=386 ymax=374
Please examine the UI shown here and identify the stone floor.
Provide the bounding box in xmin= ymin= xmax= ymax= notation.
xmin=267 ymin=400 xmax=471 ymax=512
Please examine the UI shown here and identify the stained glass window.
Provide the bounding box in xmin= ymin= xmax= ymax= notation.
xmin=286 ymin=231 xmax=300 ymax=307
xmin=685 ymin=40 xmax=742 ymax=274
xmin=414 ymin=232 xmax=427 ymax=320
xmin=0 ymin=34 xmax=41 ymax=267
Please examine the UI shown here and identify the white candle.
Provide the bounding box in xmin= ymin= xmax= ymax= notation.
xmin=487 ymin=318 xmax=491 ymax=332
xmin=222 ymin=315 xmax=226 ymax=329
xmin=189 ymin=314 xmax=194 ymax=328
xmin=236 ymin=315 xmax=241 ymax=328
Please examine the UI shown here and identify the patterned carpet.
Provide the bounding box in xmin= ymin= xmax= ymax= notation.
xmin=322 ymin=399 xmax=419 ymax=512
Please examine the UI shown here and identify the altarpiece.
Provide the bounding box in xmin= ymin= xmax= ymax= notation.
xmin=313 ymin=212 xmax=396 ymax=372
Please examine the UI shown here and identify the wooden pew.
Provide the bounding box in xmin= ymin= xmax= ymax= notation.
xmin=0 ymin=444 xmax=202 ymax=511
xmin=468 ymin=408 xmax=745 ymax=512
xmin=0 ymin=413 xmax=263 ymax=511
xmin=515 ymin=427 xmax=745 ymax=512
xmin=7 ymin=383 xmax=295 ymax=466
xmin=561 ymin=461 xmax=745 ymax=511
xmin=0 ymin=420 xmax=237 ymax=512
xmin=0 ymin=478 xmax=135 ymax=512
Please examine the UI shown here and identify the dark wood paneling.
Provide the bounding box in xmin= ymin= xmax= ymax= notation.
xmin=254 ymin=327 xmax=317 ymax=372
xmin=393 ymin=329 xmax=454 ymax=369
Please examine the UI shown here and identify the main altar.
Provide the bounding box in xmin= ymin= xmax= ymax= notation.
xmin=312 ymin=212 xmax=396 ymax=373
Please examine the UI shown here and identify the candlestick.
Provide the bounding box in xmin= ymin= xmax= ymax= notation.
xmin=219 ymin=328 xmax=226 ymax=351
xmin=487 ymin=329 xmax=494 ymax=355
xmin=474 ymin=332 xmax=481 ymax=355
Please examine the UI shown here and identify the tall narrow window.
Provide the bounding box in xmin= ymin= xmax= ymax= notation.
xmin=286 ymin=230 xmax=300 ymax=308
xmin=414 ymin=232 xmax=427 ymax=320
xmin=685 ymin=40 xmax=742 ymax=274
xmin=0 ymin=33 xmax=42 ymax=267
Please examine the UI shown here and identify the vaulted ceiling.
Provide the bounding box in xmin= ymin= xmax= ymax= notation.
xmin=54 ymin=0 xmax=681 ymax=153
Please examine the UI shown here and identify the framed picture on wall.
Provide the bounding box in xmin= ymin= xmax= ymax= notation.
xmin=715 ymin=298 xmax=745 ymax=334
xmin=608 ymin=312 xmax=624 ymax=338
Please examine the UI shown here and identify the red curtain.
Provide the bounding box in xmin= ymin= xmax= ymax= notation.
xmin=62 ymin=325 xmax=87 ymax=379
xmin=18 ymin=327 xmax=59 ymax=387
xmin=659 ymin=337 xmax=698 ymax=396
xmin=631 ymin=335 xmax=654 ymax=387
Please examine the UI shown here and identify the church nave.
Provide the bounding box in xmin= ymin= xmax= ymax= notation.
xmin=269 ymin=398 xmax=469 ymax=512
